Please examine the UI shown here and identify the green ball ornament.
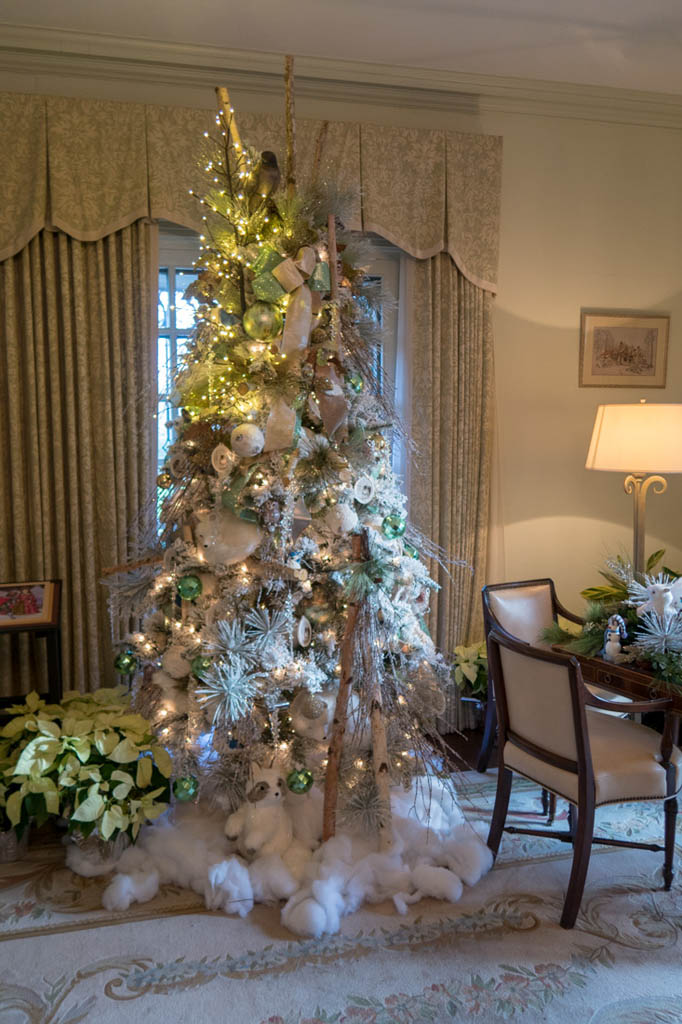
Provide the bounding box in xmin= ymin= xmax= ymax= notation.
xmin=173 ymin=776 xmax=199 ymax=802
xmin=177 ymin=575 xmax=202 ymax=601
xmin=242 ymin=301 xmax=283 ymax=341
xmin=114 ymin=650 xmax=137 ymax=675
xmin=381 ymin=514 xmax=407 ymax=540
xmin=347 ymin=374 xmax=364 ymax=394
xmin=287 ymin=768 xmax=314 ymax=794
xmin=190 ymin=655 xmax=212 ymax=679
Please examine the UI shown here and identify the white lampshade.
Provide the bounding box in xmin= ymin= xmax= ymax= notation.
xmin=586 ymin=403 xmax=682 ymax=474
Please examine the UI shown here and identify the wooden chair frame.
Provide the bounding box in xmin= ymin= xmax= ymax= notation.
xmin=478 ymin=579 xmax=583 ymax=774
xmin=486 ymin=626 xmax=678 ymax=929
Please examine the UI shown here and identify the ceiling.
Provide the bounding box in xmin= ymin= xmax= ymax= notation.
xmin=2 ymin=0 xmax=682 ymax=96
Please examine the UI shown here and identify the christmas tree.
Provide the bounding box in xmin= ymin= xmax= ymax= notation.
xmin=111 ymin=76 xmax=452 ymax=847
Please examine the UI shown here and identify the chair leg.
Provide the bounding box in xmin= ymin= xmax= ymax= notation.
xmin=487 ymin=767 xmax=512 ymax=859
xmin=567 ymin=802 xmax=577 ymax=843
xmin=547 ymin=792 xmax=557 ymax=826
xmin=477 ymin=690 xmax=497 ymax=773
xmin=560 ymin=801 xmax=595 ymax=929
xmin=663 ymin=796 xmax=677 ymax=891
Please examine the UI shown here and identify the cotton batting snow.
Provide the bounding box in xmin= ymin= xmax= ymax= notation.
xmin=69 ymin=779 xmax=492 ymax=938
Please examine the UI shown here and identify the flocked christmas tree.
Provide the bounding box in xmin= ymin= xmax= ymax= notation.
xmin=111 ymin=68 xmax=452 ymax=847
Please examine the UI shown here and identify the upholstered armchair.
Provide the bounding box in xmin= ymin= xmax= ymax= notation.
xmin=479 ymin=579 xmax=630 ymax=774
xmin=485 ymin=627 xmax=681 ymax=928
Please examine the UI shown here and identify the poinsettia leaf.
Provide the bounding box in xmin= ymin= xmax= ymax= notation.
xmin=71 ymin=786 xmax=105 ymax=823
xmin=13 ymin=737 xmax=62 ymax=777
xmin=136 ymin=756 xmax=153 ymax=788
xmin=6 ymin=789 xmax=24 ymax=826
xmin=110 ymin=738 xmax=141 ymax=763
xmin=151 ymin=745 xmax=172 ymax=778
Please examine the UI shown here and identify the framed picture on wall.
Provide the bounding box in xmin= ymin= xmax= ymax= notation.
xmin=0 ymin=581 xmax=61 ymax=630
xmin=579 ymin=311 xmax=669 ymax=388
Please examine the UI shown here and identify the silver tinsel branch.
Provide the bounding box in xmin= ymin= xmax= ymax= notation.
xmin=196 ymin=654 xmax=263 ymax=725
xmin=634 ymin=611 xmax=682 ymax=654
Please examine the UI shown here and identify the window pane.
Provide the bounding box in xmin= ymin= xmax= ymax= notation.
xmin=158 ymin=269 xmax=170 ymax=328
xmin=175 ymin=269 xmax=199 ymax=329
xmin=158 ymin=401 xmax=173 ymax=472
xmin=158 ymin=335 xmax=172 ymax=398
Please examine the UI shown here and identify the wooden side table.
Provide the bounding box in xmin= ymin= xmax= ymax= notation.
xmin=0 ymin=580 xmax=62 ymax=708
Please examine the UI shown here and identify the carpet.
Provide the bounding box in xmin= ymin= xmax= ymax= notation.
xmin=1 ymin=772 xmax=681 ymax=1024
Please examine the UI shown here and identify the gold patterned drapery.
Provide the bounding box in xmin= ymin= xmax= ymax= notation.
xmin=0 ymin=91 xmax=501 ymax=294
xmin=0 ymin=221 xmax=157 ymax=696
xmin=409 ymin=255 xmax=495 ymax=730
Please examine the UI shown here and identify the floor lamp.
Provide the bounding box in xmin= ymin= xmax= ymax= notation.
xmin=585 ymin=401 xmax=682 ymax=576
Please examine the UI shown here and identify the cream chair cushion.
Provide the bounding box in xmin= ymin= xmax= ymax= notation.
xmin=487 ymin=584 xmax=554 ymax=645
xmin=504 ymin=710 xmax=682 ymax=806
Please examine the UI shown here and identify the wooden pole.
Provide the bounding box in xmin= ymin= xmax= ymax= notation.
xmin=284 ymin=55 xmax=296 ymax=196
xmin=322 ymin=532 xmax=365 ymax=841
xmin=215 ymin=86 xmax=243 ymax=153
xmin=327 ymin=214 xmax=339 ymax=301
xmin=368 ymin=660 xmax=393 ymax=852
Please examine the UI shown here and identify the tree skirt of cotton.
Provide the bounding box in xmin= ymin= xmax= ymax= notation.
xmin=65 ymin=780 xmax=493 ymax=939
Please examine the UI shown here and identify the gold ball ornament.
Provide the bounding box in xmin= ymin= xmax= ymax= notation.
xmin=242 ymin=301 xmax=283 ymax=341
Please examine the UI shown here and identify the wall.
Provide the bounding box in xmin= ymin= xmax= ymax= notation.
xmin=3 ymin=61 xmax=682 ymax=610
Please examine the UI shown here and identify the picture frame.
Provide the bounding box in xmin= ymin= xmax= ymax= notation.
xmin=0 ymin=580 xmax=61 ymax=631
xmin=579 ymin=311 xmax=669 ymax=388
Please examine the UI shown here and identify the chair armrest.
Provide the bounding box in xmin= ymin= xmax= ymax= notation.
xmin=585 ymin=692 xmax=672 ymax=714
xmin=554 ymin=599 xmax=584 ymax=626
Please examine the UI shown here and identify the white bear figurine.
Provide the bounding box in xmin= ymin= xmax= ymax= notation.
xmin=224 ymin=765 xmax=293 ymax=860
xmin=637 ymin=582 xmax=678 ymax=620
xmin=194 ymin=507 xmax=262 ymax=567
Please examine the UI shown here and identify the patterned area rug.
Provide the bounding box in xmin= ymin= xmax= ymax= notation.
xmin=1 ymin=772 xmax=682 ymax=1024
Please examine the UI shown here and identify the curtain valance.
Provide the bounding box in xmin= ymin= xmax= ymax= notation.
xmin=0 ymin=90 xmax=501 ymax=291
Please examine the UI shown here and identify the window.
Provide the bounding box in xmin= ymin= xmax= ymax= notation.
xmin=157 ymin=224 xmax=200 ymax=473
xmin=155 ymin=225 xmax=403 ymax=472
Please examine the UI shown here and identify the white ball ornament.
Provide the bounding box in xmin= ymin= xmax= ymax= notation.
xmin=162 ymin=645 xmax=193 ymax=679
xmin=230 ymin=423 xmax=265 ymax=458
xmin=323 ymin=503 xmax=359 ymax=536
xmin=354 ymin=476 xmax=376 ymax=505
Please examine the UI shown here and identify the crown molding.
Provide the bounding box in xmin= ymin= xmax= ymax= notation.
xmin=3 ymin=23 xmax=682 ymax=129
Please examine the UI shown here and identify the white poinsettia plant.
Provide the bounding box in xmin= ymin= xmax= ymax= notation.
xmin=453 ymin=642 xmax=488 ymax=698
xmin=0 ymin=688 xmax=171 ymax=842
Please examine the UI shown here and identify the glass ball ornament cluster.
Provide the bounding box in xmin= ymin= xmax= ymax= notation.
xmin=173 ymin=775 xmax=199 ymax=802
xmin=190 ymin=655 xmax=212 ymax=679
xmin=286 ymin=768 xmax=314 ymax=794
xmin=177 ymin=575 xmax=203 ymax=601
xmin=113 ymin=650 xmax=137 ymax=675
xmin=381 ymin=514 xmax=407 ymax=539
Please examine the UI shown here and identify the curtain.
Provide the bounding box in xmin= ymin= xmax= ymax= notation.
xmin=409 ymin=254 xmax=495 ymax=730
xmin=0 ymin=220 xmax=157 ymax=696
xmin=0 ymin=91 xmax=502 ymax=297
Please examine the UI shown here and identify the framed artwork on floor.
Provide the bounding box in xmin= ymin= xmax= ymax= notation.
xmin=0 ymin=581 xmax=61 ymax=630
xmin=579 ymin=311 xmax=669 ymax=388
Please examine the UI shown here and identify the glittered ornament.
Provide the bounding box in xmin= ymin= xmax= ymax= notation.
xmin=404 ymin=542 xmax=419 ymax=559
xmin=242 ymin=301 xmax=283 ymax=340
xmin=173 ymin=776 xmax=199 ymax=802
xmin=156 ymin=471 xmax=172 ymax=490
xmin=286 ymin=768 xmax=314 ymax=794
xmin=347 ymin=374 xmax=364 ymax=394
xmin=381 ymin=514 xmax=407 ymax=539
xmin=114 ymin=650 xmax=137 ymax=675
xmin=190 ymin=655 xmax=212 ymax=679
xmin=177 ymin=575 xmax=203 ymax=600
xmin=230 ymin=423 xmax=265 ymax=458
